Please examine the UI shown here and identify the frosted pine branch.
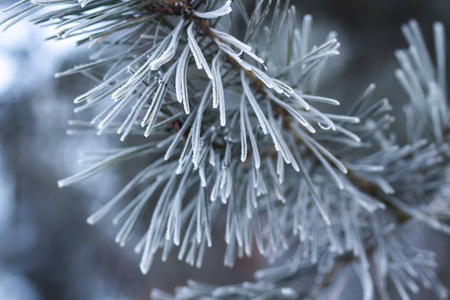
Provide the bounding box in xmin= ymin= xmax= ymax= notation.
xmin=1 ymin=1 xmax=449 ymax=299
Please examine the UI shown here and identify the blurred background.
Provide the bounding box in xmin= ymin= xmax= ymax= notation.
xmin=0 ymin=0 xmax=449 ymax=299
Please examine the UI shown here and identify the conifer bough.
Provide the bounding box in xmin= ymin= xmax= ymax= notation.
xmin=2 ymin=0 xmax=449 ymax=299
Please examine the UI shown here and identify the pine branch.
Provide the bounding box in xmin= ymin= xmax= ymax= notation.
xmin=1 ymin=1 xmax=449 ymax=299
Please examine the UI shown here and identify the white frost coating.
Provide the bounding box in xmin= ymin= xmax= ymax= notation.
xmin=239 ymin=95 xmax=248 ymax=162
xmin=79 ymin=0 xmax=94 ymax=8
xmin=272 ymin=79 xmax=294 ymax=95
xmin=216 ymin=40 xmax=252 ymax=70
xmin=97 ymin=94 xmax=134 ymax=135
xmin=57 ymin=143 xmax=155 ymax=188
xmin=295 ymin=152 xmax=331 ymax=225
xmin=164 ymin=109 xmax=197 ymax=161
xmin=324 ymin=113 xmax=360 ymax=124
xmin=335 ymin=124 xmax=361 ymax=142
xmin=267 ymin=91 xmax=316 ymax=133
xmin=175 ymin=45 xmax=191 ymax=114
xmin=118 ymin=83 xmax=156 ymax=141
xmin=74 ymin=70 xmax=124 ymax=103
xmin=296 ymin=125 xmax=347 ymax=174
xmin=192 ymin=0 xmax=232 ymax=19
xmin=187 ymin=23 xmax=213 ymax=79
xmin=213 ymin=55 xmax=226 ymax=126
xmin=112 ymin=47 xmax=163 ymax=102
xmin=241 ymin=70 xmax=268 ymax=134
xmin=289 ymin=91 xmax=310 ymax=110
xmin=265 ymin=107 xmax=299 ymax=170
xmin=88 ymin=161 xmax=165 ymax=225
xmin=241 ymin=94 xmax=261 ymax=169
xmin=277 ymin=151 xmax=284 ymax=184
xmin=114 ymin=183 xmax=158 ymax=246
xmin=309 ymin=106 xmax=335 ymax=131
xmin=251 ymin=67 xmax=284 ymax=94
xmin=210 ymin=27 xmax=251 ymax=52
xmin=192 ymin=84 xmax=212 ymax=168
xmin=300 ymin=93 xmax=340 ymax=105
xmin=149 ymin=19 xmax=184 ymax=71
xmin=211 ymin=53 xmax=226 ymax=126
xmin=211 ymin=27 xmax=264 ymax=64
xmin=141 ymin=64 xmax=176 ymax=137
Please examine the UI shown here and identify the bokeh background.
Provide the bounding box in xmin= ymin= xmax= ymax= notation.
xmin=0 ymin=0 xmax=449 ymax=299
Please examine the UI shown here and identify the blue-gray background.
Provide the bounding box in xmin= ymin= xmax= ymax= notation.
xmin=0 ymin=0 xmax=449 ymax=299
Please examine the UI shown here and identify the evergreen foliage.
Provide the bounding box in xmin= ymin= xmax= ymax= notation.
xmin=1 ymin=0 xmax=449 ymax=299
